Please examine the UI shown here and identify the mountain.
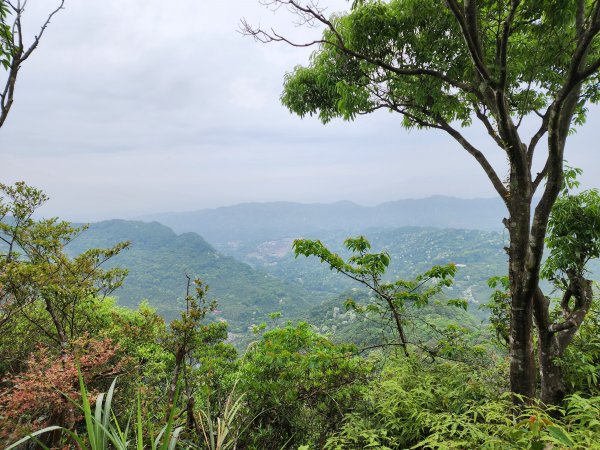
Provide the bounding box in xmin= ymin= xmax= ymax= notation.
xmin=66 ymin=220 xmax=317 ymax=334
xmin=138 ymin=196 xmax=507 ymax=244
xmin=215 ymin=226 xmax=600 ymax=320
xmin=215 ymin=227 xmax=509 ymax=319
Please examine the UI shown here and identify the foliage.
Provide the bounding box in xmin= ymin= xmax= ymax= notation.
xmin=481 ymin=276 xmax=511 ymax=347
xmin=278 ymin=0 xmax=599 ymax=126
xmin=294 ymin=236 xmax=471 ymax=356
xmin=324 ymin=354 xmax=600 ymax=449
xmin=6 ymin=375 xmax=183 ymax=450
xmin=0 ymin=2 xmax=10 ymax=70
xmin=542 ymin=188 xmax=600 ymax=287
xmin=0 ymin=182 xmax=129 ymax=355
xmin=238 ymin=322 xmax=371 ymax=449
xmin=0 ymin=337 xmax=122 ymax=443
xmin=558 ymin=296 xmax=600 ymax=396
xmin=197 ymin=381 xmax=246 ymax=450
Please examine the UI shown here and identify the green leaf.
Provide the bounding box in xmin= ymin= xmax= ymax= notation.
xmin=547 ymin=425 xmax=575 ymax=447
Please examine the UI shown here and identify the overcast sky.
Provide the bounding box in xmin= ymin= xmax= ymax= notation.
xmin=0 ymin=1 xmax=598 ymax=221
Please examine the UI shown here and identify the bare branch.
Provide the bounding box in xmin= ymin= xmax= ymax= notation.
xmin=436 ymin=117 xmax=509 ymax=203
xmin=21 ymin=0 xmax=65 ymax=62
xmin=0 ymin=0 xmax=65 ymax=128
xmin=241 ymin=1 xmax=476 ymax=94
xmin=528 ymin=110 xmax=550 ymax=166
xmin=473 ymin=103 xmax=505 ymax=147
xmin=532 ymin=159 xmax=549 ymax=194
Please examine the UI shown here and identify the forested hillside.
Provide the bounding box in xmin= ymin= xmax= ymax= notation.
xmin=217 ymin=227 xmax=508 ymax=313
xmin=66 ymin=220 xmax=316 ymax=332
xmin=64 ymin=220 xmax=507 ymax=333
xmin=67 ymin=219 xmax=600 ymax=332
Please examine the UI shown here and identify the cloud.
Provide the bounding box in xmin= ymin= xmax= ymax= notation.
xmin=1 ymin=0 xmax=599 ymax=221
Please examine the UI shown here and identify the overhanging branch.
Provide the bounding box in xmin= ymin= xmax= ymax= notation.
xmin=241 ymin=0 xmax=476 ymax=94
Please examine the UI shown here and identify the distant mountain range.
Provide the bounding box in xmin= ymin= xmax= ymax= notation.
xmin=139 ymin=196 xmax=508 ymax=244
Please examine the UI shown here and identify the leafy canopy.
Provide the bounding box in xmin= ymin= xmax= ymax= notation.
xmin=542 ymin=168 xmax=600 ymax=286
xmin=281 ymin=0 xmax=600 ymax=128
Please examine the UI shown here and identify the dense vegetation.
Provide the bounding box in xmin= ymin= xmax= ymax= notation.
xmin=67 ymin=220 xmax=514 ymax=326
xmin=2 ymin=181 xmax=600 ymax=449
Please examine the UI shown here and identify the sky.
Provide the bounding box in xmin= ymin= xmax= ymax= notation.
xmin=0 ymin=0 xmax=599 ymax=222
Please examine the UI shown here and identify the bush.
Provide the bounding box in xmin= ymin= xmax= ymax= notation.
xmin=237 ymin=322 xmax=372 ymax=449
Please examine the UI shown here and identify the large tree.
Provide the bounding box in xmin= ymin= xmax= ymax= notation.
xmin=243 ymin=0 xmax=600 ymax=404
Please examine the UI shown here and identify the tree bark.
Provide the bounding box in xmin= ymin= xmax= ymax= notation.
xmin=534 ymin=288 xmax=566 ymax=405
xmin=534 ymin=276 xmax=594 ymax=405
xmin=166 ymin=346 xmax=185 ymax=422
xmin=506 ymin=165 xmax=537 ymax=402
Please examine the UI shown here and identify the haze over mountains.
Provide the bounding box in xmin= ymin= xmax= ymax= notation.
xmin=139 ymin=196 xmax=508 ymax=243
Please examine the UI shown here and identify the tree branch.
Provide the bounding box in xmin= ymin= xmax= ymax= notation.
xmin=0 ymin=0 xmax=64 ymax=128
xmin=436 ymin=117 xmax=509 ymax=203
xmin=446 ymin=0 xmax=493 ymax=83
xmin=241 ymin=1 xmax=476 ymax=94
xmin=497 ymin=0 xmax=521 ymax=91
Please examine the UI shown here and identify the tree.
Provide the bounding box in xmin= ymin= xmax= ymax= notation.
xmin=0 ymin=182 xmax=129 ymax=356
xmin=0 ymin=0 xmax=65 ymax=128
xmin=293 ymin=236 xmax=467 ymax=359
xmin=534 ymin=169 xmax=600 ymax=404
xmin=162 ymin=275 xmax=227 ymax=433
xmin=238 ymin=322 xmax=371 ymax=449
xmin=243 ymin=0 xmax=600 ymax=403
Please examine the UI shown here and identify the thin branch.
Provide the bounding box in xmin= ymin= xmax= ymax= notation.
xmin=532 ymin=158 xmax=550 ymax=194
xmin=497 ymin=0 xmax=521 ymax=91
xmin=473 ymin=103 xmax=504 ymax=147
xmin=445 ymin=0 xmax=493 ymax=83
xmin=527 ymin=109 xmax=550 ymax=166
xmin=240 ymin=1 xmax=475 ymax=94
xmin=0 ymin=0 xmax=65 ymax=128
xmin=577 ymin=55 xmax=600 ymax=81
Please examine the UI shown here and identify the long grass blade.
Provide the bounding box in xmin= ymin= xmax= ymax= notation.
xmin=5 ymin=426 xmax=63 ymax=450
xmin=102 ymin=377 xmax=118 ymax=449
xmin=78 ymin=369 xmax=97 ymax=448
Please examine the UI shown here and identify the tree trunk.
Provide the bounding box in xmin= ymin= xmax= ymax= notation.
xmin=509 ymin=288 xmax=536 ymax=401
xmin=507 ymin=177 xmax=537 ymax=402
xmin=535 ymin=288 xmax=567 ymax=405
xmin=166 ymin=347 xmax=185 ymax=421
xmin=534 ymin=276 xmax=594 ymax=405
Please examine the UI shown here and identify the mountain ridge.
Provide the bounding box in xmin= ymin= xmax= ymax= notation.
xmin=138 ymin=196 xmax=508 ymax=244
